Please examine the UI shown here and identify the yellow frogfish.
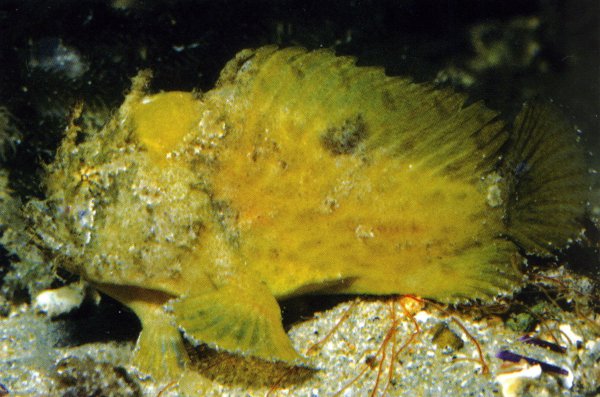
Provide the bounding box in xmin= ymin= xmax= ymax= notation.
xmin=38 ymin=46 xmax=588 ymax=380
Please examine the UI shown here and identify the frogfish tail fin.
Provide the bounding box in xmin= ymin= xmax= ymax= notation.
xmin=502 ymin=103 xmax=589 ymax=255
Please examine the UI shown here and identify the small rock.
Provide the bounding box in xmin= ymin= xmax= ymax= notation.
xmin=33 ymin=284 xmax=85 ymax=318
xmin=430 ymin=322 xmax=464 ymax=353
xmin=506 ymin=312 xmax=537 ymax=333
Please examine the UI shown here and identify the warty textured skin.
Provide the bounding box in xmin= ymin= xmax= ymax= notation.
xmin=35 ymin=46 xmax=588 ymax=380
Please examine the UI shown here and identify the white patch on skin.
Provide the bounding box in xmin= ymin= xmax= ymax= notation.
xmin=484 ymin=172 xmax=503 ymax=208
xmin=354 ymin=224 xmax=374 ymax=240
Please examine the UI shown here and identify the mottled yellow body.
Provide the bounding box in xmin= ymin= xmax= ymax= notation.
xmin=213 ymin=107 xmax=505 ymax=298
xmin=41 ymin=46 xmax=587 ymax=381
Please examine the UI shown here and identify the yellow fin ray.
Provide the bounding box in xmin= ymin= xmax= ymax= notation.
xmin=132 ymin=314 xmax=189 ymax=380
xmin=172 ymin=281 xmax=301 ymax=363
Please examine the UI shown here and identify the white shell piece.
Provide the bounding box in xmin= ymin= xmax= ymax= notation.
xmin=33 ymin=284 xmax=85 ymax=318
xmin=495 ymin=363 xmax=542 ymax=397
xmin=560 ymin=367 xmax=574 ymax=389
xmin=559 ymin=324 xmax=583 ymax=347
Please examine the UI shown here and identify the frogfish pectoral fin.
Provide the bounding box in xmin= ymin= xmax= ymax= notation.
xmin=171 ymin=278 xmax=302 ymax=364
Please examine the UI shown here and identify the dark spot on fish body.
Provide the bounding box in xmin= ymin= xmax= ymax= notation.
xmin=381 ymin=89 xmax=396 ymax=111
xmin=455 ymin=192 xmax=468 ymax=200
xmin=189 ymin=314 xmax=222 ymax=334
xmin=248 ymin=319 xmax=260 ymax=348
xmin=394 ymin=241 xmax=415 ymax=252
xmin=442 ymin=161 xmax=465 ymax=175
xmin=173 ymin=340 xmax=186 ymax=368
xmin=189 ymin=220 xmax=206 ymax=239
xmin=286 ymin=52 xmax=306 ymax=68
xmin=432 ymin=93 xmax=460 ymax=116
xmin=269 ymin=248 xmax=280 ymax=259
xmin=234 ymin=320 xmax=248 ymax=342
xmin=320 ymin=115 xmax=367 ymax=155
xmin=429 ymin=190 xmax=446 ymax=203
xmin=290 ymin=65 xmax=305 ymax=79
xmin=187 ymin=309 xmax=207 ymax=321
xmin=397 ymin=138 xmax=416 ymax=153
xmin=214 ymin=320 xmax=232 ymax=339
